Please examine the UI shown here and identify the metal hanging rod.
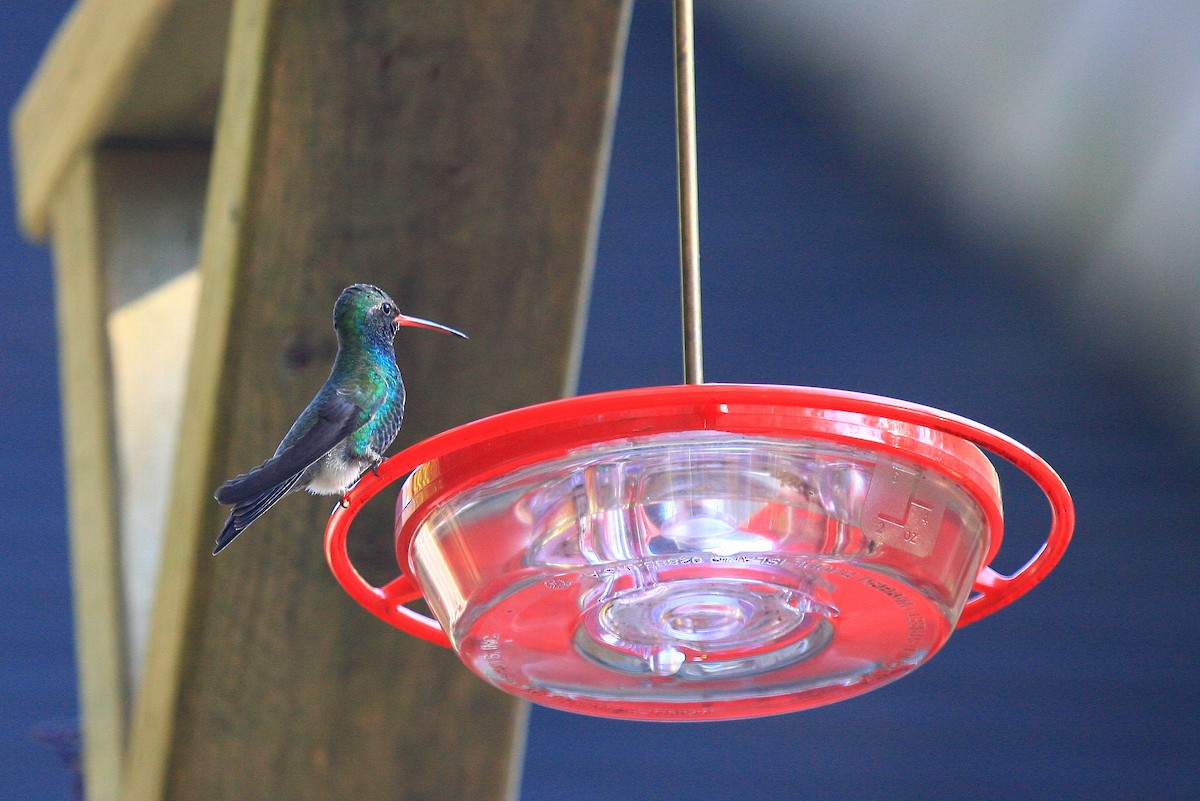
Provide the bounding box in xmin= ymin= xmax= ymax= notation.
xmin=674 ymin=0 xmax=704 ymax=384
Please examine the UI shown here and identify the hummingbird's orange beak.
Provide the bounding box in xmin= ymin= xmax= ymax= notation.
xmin=394 ymin=312 xmax=468 ymax=339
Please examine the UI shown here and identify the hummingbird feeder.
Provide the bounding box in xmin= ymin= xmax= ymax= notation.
xmin=324 ymin=0 xmax=1073 ymax=721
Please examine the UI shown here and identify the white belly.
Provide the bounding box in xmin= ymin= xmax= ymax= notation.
xmin=302 ymin=449 xmax=367 ymax=495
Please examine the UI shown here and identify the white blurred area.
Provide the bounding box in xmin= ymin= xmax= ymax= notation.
xmin=710 ymin=0 xmax=1200 ymax=410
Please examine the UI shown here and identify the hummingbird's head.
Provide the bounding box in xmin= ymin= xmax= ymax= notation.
xmin=333 ymin=284 xmax=467 ymax=344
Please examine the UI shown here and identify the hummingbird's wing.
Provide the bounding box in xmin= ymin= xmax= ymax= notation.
xmin=214 ymin=394 xmax=366 ymax=504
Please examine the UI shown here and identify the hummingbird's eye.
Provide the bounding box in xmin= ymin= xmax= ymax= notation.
xmin=381 ymin=303 xmax=394 ymax=316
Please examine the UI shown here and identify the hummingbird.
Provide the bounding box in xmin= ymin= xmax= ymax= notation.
xmin=212 ymin=284 xmax=467 ymax=555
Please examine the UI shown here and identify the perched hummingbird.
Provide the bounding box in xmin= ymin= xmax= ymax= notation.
xmin=212 ymin=284 xmax=466 ymax=555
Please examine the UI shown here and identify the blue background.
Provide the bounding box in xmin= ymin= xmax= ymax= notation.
xmin=4 ymin=2 xmax=1198 ymax=799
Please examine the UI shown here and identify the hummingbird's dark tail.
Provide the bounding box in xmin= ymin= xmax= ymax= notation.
xmin=213 ymin=516 xmax=241 ymax=555
xmin=212 ymin=475 xmax=301 ymax=555
xmin=216 ymin=458 xmax=301 ymax=505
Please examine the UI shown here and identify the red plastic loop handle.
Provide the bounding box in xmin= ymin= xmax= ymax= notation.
xmin=951 ymin=418 xmax=1075 ymax=627
xmin=324 ymin=438 xmax=452 ymax=647
xmin=323 ymin=385 xmax=1075 ymax=645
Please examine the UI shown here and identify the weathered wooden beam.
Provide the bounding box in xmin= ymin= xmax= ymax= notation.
xmin=123 ymin=1 xmax=631 ymax=799
xmin=124 ymin=0 xmax=274 ymax=793
xmin=48 ymin=152 xmax=128 ymax=801
xmin=11 ymin=0 xmax=229 ymax=239
xmin=46 ymin=143 xmax=211 ymax=801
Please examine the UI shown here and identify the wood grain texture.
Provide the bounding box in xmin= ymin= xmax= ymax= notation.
xmin=48 ymin=152 xmax=127 ymax=801
xmin=128 ymin=0 xmax=631 ymax=799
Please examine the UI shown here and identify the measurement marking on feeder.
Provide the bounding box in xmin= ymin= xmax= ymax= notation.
xmin=864 ymin=462 xmax=943 ymax=557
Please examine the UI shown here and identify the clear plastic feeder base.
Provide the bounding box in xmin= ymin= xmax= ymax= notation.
xmin=325 ymin=385 xmax=1073 ymax=721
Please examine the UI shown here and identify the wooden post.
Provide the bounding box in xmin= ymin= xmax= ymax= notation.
xmin=13 ymin=0 xmax=632 ymax=798
xmin=47 ymin=151 xmax=128 ymax=801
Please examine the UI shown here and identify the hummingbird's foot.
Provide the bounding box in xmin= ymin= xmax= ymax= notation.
xmin=337 ymin=494 xmax=351 ymax=509
xmin=356 ymin=455 xmax=384 ymax=482
xmin=350 ymin=461 xmax=382 ymax=489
